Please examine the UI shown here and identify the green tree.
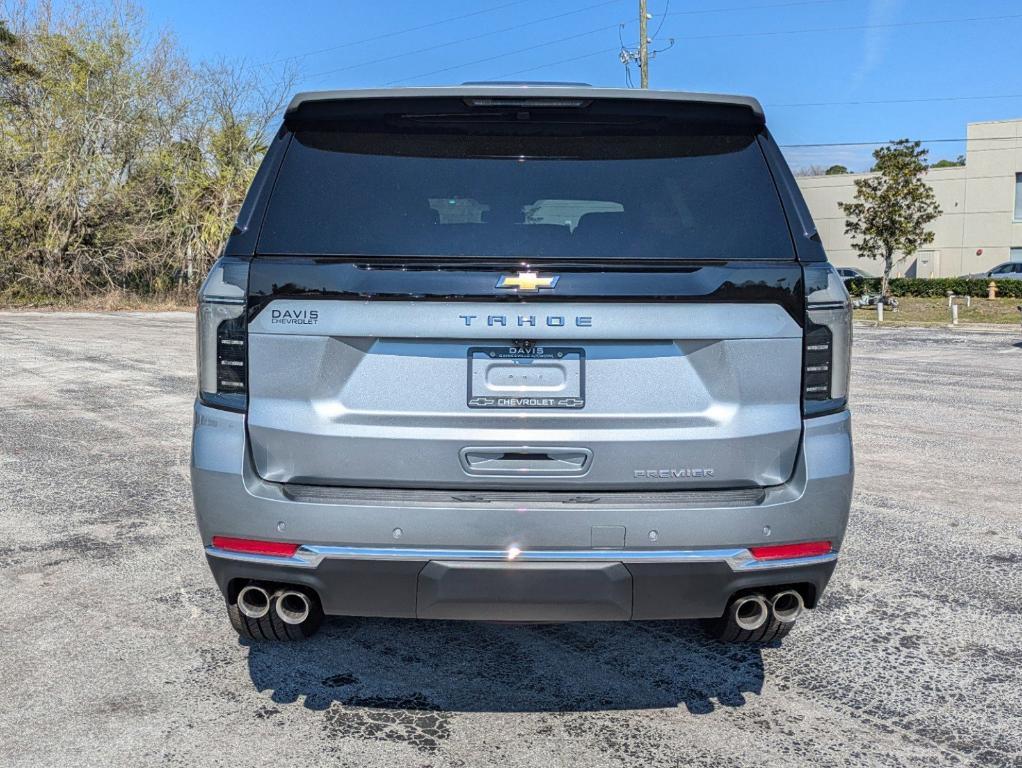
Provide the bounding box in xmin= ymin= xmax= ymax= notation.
xmin=824 ymin=164 xmax=849 ymax=175
xmin=838 ymin=140 xmax=941 ymax=297
xmin=930 ymin=155 xmax=965 ymax=169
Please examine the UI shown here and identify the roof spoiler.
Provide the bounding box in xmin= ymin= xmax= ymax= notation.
xmin=283 ymin=86 xmax=765 ymax=127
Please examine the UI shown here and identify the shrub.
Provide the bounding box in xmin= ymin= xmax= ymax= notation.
xmin=0 ymin=5 xmax=291 ymax=304
xmin=844 ymin=277 xmax=1022 ymax=299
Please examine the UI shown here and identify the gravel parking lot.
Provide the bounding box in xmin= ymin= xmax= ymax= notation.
xmin=1 ymin=312 xmax=1020 ymax=767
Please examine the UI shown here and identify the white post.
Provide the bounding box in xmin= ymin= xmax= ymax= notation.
xmin=877 ymin=301 xmax=884 ymax=324
xmin=966 ymin=295 xmax=972 ymax=308
xmin=951 ymin=303 xmax=959 ymax=325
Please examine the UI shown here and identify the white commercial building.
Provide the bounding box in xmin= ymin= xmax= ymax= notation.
xmin=796 ymin=118 xmax=1022 ymax=277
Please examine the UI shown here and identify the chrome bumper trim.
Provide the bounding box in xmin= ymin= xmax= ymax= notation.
xmin=205 ymin=544 xmax=837 ymax=572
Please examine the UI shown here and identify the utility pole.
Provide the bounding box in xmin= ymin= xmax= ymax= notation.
xmin=620 ymin=1 xmax=671 ymax=88
xmin=638 ymin=0 xmax=649 ymax=88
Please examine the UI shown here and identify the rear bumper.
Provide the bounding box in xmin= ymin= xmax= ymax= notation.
xmin=204 ymin=550 xmax=836 ymax=621
xmin=192 ymin=404 xmax=852 ymax=621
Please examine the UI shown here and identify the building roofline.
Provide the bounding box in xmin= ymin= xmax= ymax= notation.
xmin=284 ymin=85 xmax=764 ymax=121
xmin=796 ymin=159 xmax=973 ymax=183
xmin=797 ymin=164 xmax=968 ymax=183
xmin=966 ymin=117 xmax=1022 ymax=127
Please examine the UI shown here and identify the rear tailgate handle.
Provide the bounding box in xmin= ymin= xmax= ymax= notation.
xmin=460 ymin=447 xmax=592 ymax=477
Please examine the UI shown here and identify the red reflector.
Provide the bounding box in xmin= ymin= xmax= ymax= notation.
xmin=749 ymin=541 xmax=832 ymax=560
xmin=211 ymin=536 xmax=300 ymax=557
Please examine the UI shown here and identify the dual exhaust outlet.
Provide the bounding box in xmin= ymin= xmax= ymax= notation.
xmin=730 ymin=589 xmax=804 ymax=630
xmin=239 ymin=583 xmax=801 ymax=630
xmin=237 ymin=584 xmax=313 ymax=625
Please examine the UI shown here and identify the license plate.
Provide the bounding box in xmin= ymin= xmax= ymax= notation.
xmin=467 ymin=346 xmax=585 ymax=409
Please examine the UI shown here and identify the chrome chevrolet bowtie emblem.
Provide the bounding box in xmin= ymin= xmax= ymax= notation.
xmin=495 ymin=271 xmax=559 ymax=292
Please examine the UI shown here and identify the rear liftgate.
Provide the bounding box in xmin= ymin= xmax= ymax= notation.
xmin=243 ymin=260 xmax=807 ymax=495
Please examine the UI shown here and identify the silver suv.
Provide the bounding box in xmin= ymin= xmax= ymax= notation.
xmin=192 ymin=85 xmax=853 ymax=643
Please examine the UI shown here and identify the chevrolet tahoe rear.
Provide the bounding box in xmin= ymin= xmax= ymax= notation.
xmin=191 ymin=85 xmax=853 ymax=643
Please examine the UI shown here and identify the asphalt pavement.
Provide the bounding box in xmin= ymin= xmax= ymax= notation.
xmin=1 ymin=312 xmax=1020 ymax=767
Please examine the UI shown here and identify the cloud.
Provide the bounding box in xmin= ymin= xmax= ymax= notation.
xmin=850 ymin=0 xmax=906 ymax=91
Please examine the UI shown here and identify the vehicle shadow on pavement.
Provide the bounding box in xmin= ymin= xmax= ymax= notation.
xmin=242 ymin=616 xmax=768 ymax=716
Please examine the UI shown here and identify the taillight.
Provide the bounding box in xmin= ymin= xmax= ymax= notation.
xmin=211 ymin=536 xmax=300 ymax=556
xmin=803 ymin=264 xmax=851 ymax=417
xmin=749 ymin=541 xmax=832 ymax=560
xmin=197 ymin=257 xmax=250 ymax=411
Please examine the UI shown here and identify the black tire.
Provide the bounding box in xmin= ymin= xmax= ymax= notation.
xmin=702 ymin=613 xmax=794 ymax=644
xmin=227 ymin=590 xmax=323 ymax=641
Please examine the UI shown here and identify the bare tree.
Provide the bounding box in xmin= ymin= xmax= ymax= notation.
xmin=793 ymin=164 xmax=829 ymax=178
xmin=0 ymin=0 xmax=294 ymax=303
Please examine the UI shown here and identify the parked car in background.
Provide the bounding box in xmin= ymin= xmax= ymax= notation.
xmin=963 ymin=262 xmax=1022 ymax=280
xmin=836 ymin=267 xmax=873 ymax=282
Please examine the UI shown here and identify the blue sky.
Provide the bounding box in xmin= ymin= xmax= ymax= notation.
xmin=140 ymin=0 xmax=1022 ymax=171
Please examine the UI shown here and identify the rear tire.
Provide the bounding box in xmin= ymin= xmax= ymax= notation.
xmin=702 ymin=613 xmax=794 ymax=644
xmin=227 ymin=589 xmax=323 ymax=641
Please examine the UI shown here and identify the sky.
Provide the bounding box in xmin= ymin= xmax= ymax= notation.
xmin=137 ymin=0 xmax=1022 ymax=171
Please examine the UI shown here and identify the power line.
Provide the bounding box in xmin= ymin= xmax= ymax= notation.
xmin=488 ymin=10 xmax=1022 ymax=80
xmin=253 ymin=0 xmax=542 ymax=69
xmin=265 ymin=0 xmax=858 ymax=76
xmin=769 ymin=94 xmax=1022 ymax=108
xmin=779 ymin=136 xmax=1021 ymax=148
xmin=495 ymin=47 xmax=620 ymax=79
xmin=278 ymin=0 xmax=852 ymax=80
xmin=301 ymin=0 xmax=624 ymax=83
xmin=651 ymin=0 xmax=671 ymax=40
xmin=388 ymin=0 xmax=853 ymax=85
xmin=656 ymin=0 xmax=851 ymax=21
xmin=670 ymin=10 xmax=1022 ymax=42
xmin=618 ymin=23 xmax=636 ymax=87
xmin=384 ymin=22 xmax=625 ymax=86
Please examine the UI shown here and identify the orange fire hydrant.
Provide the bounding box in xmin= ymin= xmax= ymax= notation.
xmin=988 ymin=281 xmax=998 ymax=300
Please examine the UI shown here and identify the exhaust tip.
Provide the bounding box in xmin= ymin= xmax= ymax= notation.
xmin=731 ymin=594 xmax=769 ymax=631
xmin=274 ymin=589 xmax=312 ymax=625
xmin=770 ymin=589 xmax=805 ymax=623
xmin=237 ymin=584 xmax=271 ymax=619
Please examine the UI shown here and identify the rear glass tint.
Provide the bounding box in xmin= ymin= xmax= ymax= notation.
xmin=258 ymin=125 xmax=794 ymax=260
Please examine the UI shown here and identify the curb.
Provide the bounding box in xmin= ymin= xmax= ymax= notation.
xmin=853 ymin=320 xmax=1021 ymax=334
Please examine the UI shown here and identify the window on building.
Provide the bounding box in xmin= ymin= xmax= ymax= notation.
xmin=1016 ymin=173 xmax=1022 ymax=221
xmin=1010 ymin=247 xmax=1022 ymax=264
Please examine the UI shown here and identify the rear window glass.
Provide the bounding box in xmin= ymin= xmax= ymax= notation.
xmin=258 ymin=127 xmax=794 ymax=260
